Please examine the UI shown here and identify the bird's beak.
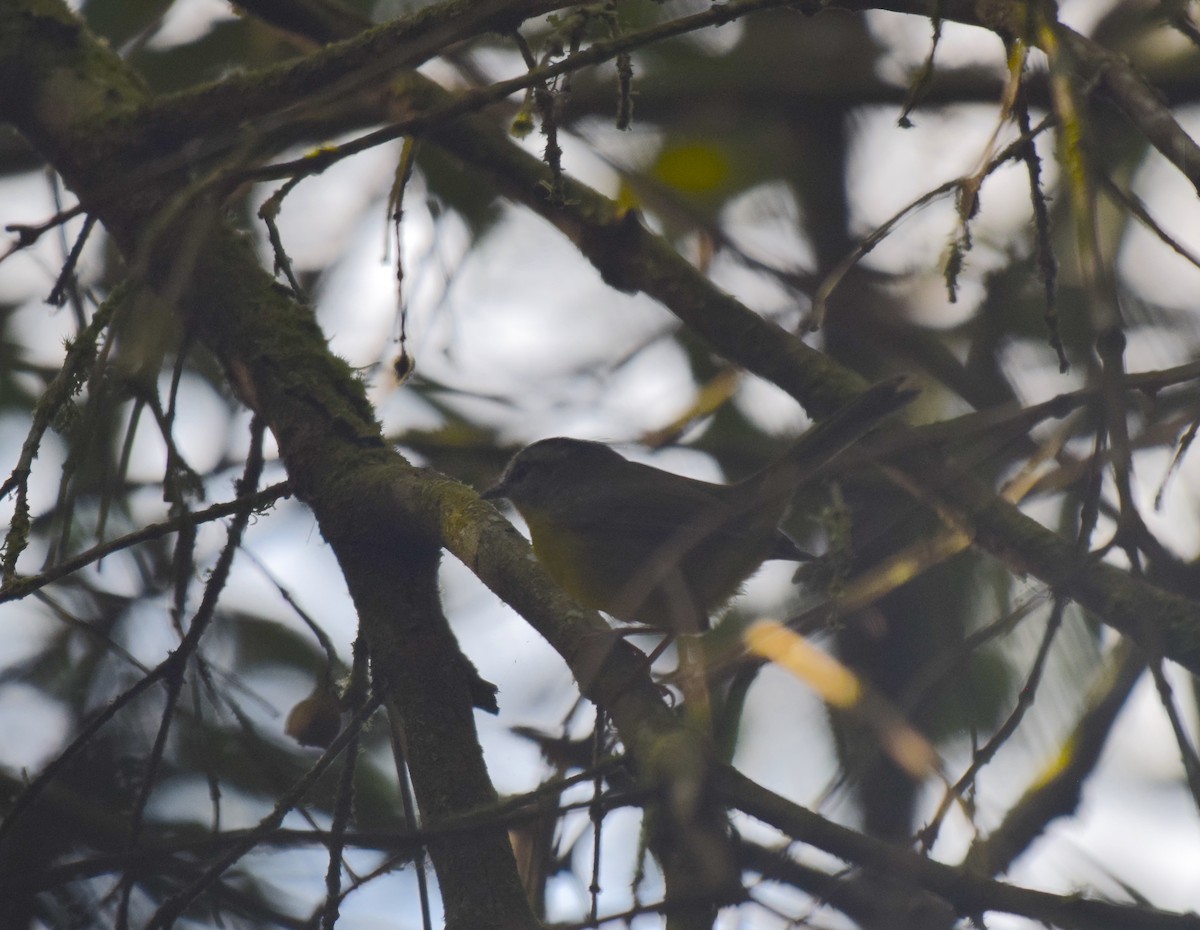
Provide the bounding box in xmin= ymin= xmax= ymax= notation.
xmin=481 ymin=480 xmax=508 ymax=501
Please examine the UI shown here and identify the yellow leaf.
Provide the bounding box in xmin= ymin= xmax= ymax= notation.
xmin=654 ymin=142 xmax=731 ymax=194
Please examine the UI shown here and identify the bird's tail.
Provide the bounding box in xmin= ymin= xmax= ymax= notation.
xmin=743 ymin=376 xmax=918 ymax=504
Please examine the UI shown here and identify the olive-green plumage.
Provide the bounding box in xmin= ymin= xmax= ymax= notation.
xmin=484 ymin=379 xmax=914 ymax=632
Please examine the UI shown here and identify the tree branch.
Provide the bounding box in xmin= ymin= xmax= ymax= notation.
xmin=722 ymin=766 xmax=1200 ymax=930
xmin=420 ymin=91 xmax=1200 ymax=676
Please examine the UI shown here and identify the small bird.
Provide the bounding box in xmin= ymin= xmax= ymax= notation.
xmin=484 ymin=378 xmax=915 ymax=633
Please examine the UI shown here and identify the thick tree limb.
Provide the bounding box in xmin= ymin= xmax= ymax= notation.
xmin=723 ymin=766 xmax=1200 ymax=930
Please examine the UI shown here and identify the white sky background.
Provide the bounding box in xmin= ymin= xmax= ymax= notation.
xmin=2 ymin=2 xmax=1200 ymax=928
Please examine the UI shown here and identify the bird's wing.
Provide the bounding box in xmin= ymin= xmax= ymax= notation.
xmin=563 ymin=468 xmax=779 ymax=555
xmin=560 ymin=467 xmax=724 ymax=534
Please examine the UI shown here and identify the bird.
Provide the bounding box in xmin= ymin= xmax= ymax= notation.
xmin=483 ymin=378 xmax=915 ymax=633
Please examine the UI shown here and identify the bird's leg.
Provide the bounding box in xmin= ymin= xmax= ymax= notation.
xmin=661 ymin=572 xmax=713 ymax=734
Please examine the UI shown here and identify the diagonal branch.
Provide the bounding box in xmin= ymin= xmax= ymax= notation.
xmin=722 ymin=765 xmax=1200 ymax=930
xmin=420 ymin=96 xmax=1200 ymax=675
